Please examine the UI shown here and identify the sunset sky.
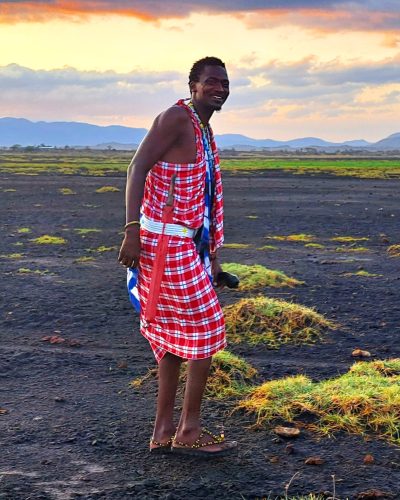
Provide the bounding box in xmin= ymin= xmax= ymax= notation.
xmin=1 ymin=0 xmax=400 ymax=141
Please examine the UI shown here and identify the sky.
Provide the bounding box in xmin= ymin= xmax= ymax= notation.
xmin=1 ymin=0 xmax=400 ymax=141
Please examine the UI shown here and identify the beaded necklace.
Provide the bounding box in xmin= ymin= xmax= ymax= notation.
xmin=186 ymin=99 xmax=215 ymax=282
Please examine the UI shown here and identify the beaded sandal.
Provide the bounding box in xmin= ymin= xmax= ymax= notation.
xmin=149 ymin=436 xmax=174 ymax=454
xmin=171 ymin=427 xmax=237 ymax=458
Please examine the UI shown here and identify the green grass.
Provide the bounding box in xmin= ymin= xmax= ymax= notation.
xmin=2 ymin=151 xmax=400 ymax=179
xmin=90 ymin=245 xmax=118 ymax=253
xmin=17 ymin=227 xmax=31 ymax=234
xmin=238 ymin=359 xmax=400 ymax=445
xmin=224 ymin=296 xmax=334 ymax=348
xmin=30 ymin=235 xmax=67 ymax=245
xmin=222 ymin=263 xmax=302 ymax=290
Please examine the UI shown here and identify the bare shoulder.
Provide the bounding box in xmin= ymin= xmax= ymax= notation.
xmin=153 ymin=105 xmax=190 ymax=130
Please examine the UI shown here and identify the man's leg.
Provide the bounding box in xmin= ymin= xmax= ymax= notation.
xmin=174 ymin=357 xmax=233 ymax=452
xmin=151 ymin=352 xmax=182 ymax=446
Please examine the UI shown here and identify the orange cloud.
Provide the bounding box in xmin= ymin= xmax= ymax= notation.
xmin=0 ymin=1 xmax=156 ymax=24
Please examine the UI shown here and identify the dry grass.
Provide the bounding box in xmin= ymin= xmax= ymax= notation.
xmin=74 ymin=228 xmax=102 ymax=235
xmin=224 ymin=296 xmax=334 ymax=348
xmin=222 ymin=263 xmax=302 ymax=291
xmin=223 ymin=243 xmax=252 ymax=249
xmin=17 ymin=268 xmax=52 ymax=276
xmin=90 ymin=245 xmax=118 ymax=253
xmin=257 ymin=245 xmax=278 ymax=251
xmin=304 ymin=243 xmax=325 ymax=249
xmin=0 ymin=253 xmax=24 ymax=259
xmin=238 ymin=359 xmax=400 ymax=445
xmin=330 ymin=236 xmax=369 ymax=243
xmin=17 ymin=227 xmax=31 ymax=234
xmin=131 ymin=350 xmax=257 ymax=399
xmin=343 ymin=270 xmax=382 ymax=278
xmin=266 ymin=234 xmax=315 ymax=242
xmin=388 ymin=244 xmax=400 ymax=257
xmin=74 ymin=256 xmax=96 ymax=263
xmin=335 ymin=246 xmax=369 ymax=253
xmin=59 ymin=188 xmax=76 ymax=195
xmin=95 ymin=186 xmax=120 ymax=193
xmin=30 ymin=235 xmax=67 ymax=245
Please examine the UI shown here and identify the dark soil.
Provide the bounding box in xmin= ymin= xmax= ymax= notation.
xmin=1 ymin=170 xmax=399 ymax=500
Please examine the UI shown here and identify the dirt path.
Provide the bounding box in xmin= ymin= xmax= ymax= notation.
xmin=1 ymin=171 xmax=399 ymax=499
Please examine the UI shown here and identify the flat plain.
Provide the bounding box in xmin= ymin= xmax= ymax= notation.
xmin=1 ymin=152 xmax=400 ymax=499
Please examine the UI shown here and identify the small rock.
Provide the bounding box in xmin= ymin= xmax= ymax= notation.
xmin=269 ymin=455 xmax=280 ymax=463
xmin=363 ymin=454 xmax=374 ymax=464
xmin=274 ymin=426 xmax=300 ymax=438
xmin=352 ymin=348 xmax=371 ymax=358
xmin=305 ymin=456 xmax=325 ymax=465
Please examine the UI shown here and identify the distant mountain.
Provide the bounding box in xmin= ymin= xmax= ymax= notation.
xmin=0 ymin=117 xmax=146 ymax=147
xmin=0 ymin=117 xmax=399 ymax=151
xmin=373 ymin=133 xmax=400 ymax=149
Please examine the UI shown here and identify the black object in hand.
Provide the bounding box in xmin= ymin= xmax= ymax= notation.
xmin=216 ymin=271 xmax=240 ymax=289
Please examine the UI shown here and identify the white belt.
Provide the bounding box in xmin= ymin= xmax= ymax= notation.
xmin=141 ymin=215 xmax=196 ymax=238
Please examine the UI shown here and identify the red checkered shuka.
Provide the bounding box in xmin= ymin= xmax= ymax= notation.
xmin=137 ymin=99 xmax=225 ymax=362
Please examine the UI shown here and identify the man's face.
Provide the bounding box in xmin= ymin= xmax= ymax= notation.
xmin=190 ymin=65 xmax=230 ymax=111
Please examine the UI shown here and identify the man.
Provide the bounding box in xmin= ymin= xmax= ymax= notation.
xmin=118 ymin=56 xmax=236 ymax=457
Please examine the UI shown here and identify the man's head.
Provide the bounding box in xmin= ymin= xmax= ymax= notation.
xmin=189 ymin=56 xmax=229 ymax=112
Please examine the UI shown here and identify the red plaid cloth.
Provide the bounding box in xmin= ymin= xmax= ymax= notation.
xmin=137 ymin=100 xmax=225 ymax=362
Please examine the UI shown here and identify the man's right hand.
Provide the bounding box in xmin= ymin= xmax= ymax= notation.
xmin=118 ymin=227 xmax=141 ymax=269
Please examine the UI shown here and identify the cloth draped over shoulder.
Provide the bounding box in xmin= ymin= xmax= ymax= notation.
xmin=128 ymin=98 xmax=226 ymax=363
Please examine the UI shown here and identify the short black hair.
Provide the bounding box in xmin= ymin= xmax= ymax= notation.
xmin=189 ymin=56 xmax=226 ymax=83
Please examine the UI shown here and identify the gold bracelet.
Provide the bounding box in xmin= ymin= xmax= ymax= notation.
xmin=124 ymin=220 xmax=140 ymax=230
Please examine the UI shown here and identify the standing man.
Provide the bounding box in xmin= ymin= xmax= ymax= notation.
xmin=118 ymin=56 xmax=237 ymax=457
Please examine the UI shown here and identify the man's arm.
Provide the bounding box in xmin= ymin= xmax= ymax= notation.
xmin=118 ymin=106 xmax=187 ymax=269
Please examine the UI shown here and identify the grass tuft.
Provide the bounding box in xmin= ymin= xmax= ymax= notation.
xmin=17 ymin=268 xmax=51 ymax=276
xmin=388 ymin=244 xmax=400 ymax=257
xmin=222 ymin=263 xmax=302 ymax=290
xmin=266 ymin=234 xmax=315 ymax=242
xmin=59 ymin=188 xmax=76 ymax=195
xmin=1 ymin=253 xmax=24 ymax=259
xmin=238 ymin=359 xmax=400 ymax=445
xmin=343 ymin=270 xmax=382 ymax=278
xmin=257 ymin=245 xmax=278 ymax=251
xmin=17 ymin=227 xmax=31 ymax=234
xmin=224 ymin=296 xmax=334 ymax=348
xmin=336 ymin=246 xmax=369 ymax=253
xmin=90 ymin=245 xmax=117 ymax=253
xmin=74 ymin=256 xmax=96 ymax=263
xmin=223 ymin=243 xmax=251 ymax=249
xmin=74 ymin=228 xmax=102 ymax=235
xmin=95 ymin=186 xmax=120 ymax=193
xmin=131 ymin=350 xmax=257 ymax=399
xmin=330 ymin=236 xmax=369 ymax=243
xmin=304 ymin=243 xmax=325 ymax=249
xmin=30 ymin=235 xmax=67 ymax=245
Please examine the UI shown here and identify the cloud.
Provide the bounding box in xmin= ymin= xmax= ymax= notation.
xmin=1 ymin=0 xmax=400 ymax=32
xmin=1 ymin=60 xmax=400 ymax=140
